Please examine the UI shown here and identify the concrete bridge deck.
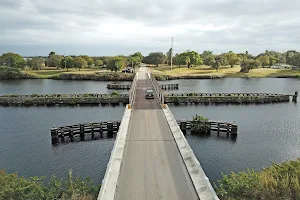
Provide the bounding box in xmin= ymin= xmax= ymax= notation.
xmin=98 ymin=66 xmax=218 ymax=200
xmin=115 ymin=67 xmax=198 ymax=200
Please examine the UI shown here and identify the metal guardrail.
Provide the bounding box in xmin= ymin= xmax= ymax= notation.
xmin=162 ymin=105 xmax=220 ymax=200
xmin=129 ymin=72 xmax=138 ymax=106
xmin=148 ymin=73 xmax=164 ymax=104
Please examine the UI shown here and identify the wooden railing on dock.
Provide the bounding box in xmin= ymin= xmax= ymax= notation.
xmin=0 ymin=94 xmax=129 ymax=106
xmin=160 ymin=84 xmax=179 ymax=90
xmin=51 ymin=121 xmax=120 ymax=144
xmin=50 ymin=119 xmax=237 ymax=145
xmin=177 ymin=120 xmax=238 ymax=136
xmin=164 ymin=92 xmax=298 ymax=104
xmin=107 ymin=83 xmax=131 ymax=90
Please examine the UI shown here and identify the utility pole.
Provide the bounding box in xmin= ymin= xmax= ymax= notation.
xmin=171 ymin=37 xmax=173 ymax=70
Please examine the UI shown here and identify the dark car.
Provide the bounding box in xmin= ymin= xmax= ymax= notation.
xmin=145 ymin=89 xmax=154 ymax=99
xmin=122 ymin=67 xmax=134 ymax=73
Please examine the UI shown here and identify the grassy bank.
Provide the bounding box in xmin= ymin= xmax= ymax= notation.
xmin=215 ymin=159 xmax=300 ymax=200
xmin=21 ymin=68 xmax=135 ymax=81
xmin=24 ymin=68 xmax=102 ymax=78
xmin=151 ymin=65 xmax=300 ymax=79
xmin=0 ymin=66 xmax=37 ymax=80
xmin=0 ymin=170 xmax=100 ymax=200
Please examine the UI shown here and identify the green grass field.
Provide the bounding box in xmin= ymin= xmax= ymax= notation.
xmin=23 ymin=68 xmax=107 ymax=78
xmin=152 ymin=65 xmax=300 ymax=78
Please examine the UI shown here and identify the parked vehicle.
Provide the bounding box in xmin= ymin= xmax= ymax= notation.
xmin=145 ymin=89 xmax=154 ymax=99
xmin=122 ymin=67 xmax=134 ymax=73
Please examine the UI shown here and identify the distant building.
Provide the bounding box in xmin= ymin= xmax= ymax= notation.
xmin=271 ymin=63 xmax=292 ymax=69
xmin=292 ymin=66 xmax=300 ymax=70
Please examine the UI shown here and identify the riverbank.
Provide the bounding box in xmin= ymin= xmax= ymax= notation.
xmin=0 ymin=66 xmax=37 ymax=80
xmin=215 ymin=159 xmax=300 ymax=200
xmin=0 ymin=67 xmax=134 ymax=81
xmin=151 ymin=65 xmax=300 ymax=80
xmin=0 ymin=169 xmax=100 ymax=200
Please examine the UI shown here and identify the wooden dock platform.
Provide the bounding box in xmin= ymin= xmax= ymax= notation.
xmin=164 ymin=92 xmax=298 ymax=104
xmin=51 ymin=119 xmax=237 ymax=145
xmin=177 ymin=120 xmax=238 ymax=136
xmin=107 ymin=83 xmax=131 ymax=90
xmin=0 ymin=93 xmax=129 ymax=106
xmin=51 ymin=121 xmax=120 ymax=144
xmin=160 ymin=84 xmax=179 ymax=90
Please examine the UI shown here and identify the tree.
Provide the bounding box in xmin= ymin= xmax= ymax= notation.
xmin=48 ymin=51 xmax=55 ymax=57
xmin=0 ymin=53 xmax=26 ymax=68
xmin=46 ymin=55 xmax=63 ymax=68
xmin=173 ymin=53 xmax=186 ymax=67
xmin=269 ymin=56 xmax=278 ymax=66
xmin=79 ymin=55 xmax=94 ymax=66
xmin=132 ymin=52 xmax=143 ymax=61
xmin=107 ymin=56 xmax=126 ymax=72
xmin=258 ymin=55 xmax=270 ymax=67
xmin=185 ymin=56 xmax=191 ymax=67
xmin=240 ymin=59 xmax=260 ymax=73
xmin=60 ymin=56 xmax=74 ymax=71
xmin=142 ymin=52 xmax=165 ymax=66
xmin=27 ymin=57 xmax=45 ymax=70
xmin=127 ymin=56 xmax=140 ymax=68
xmin=226 ymin=51 xmax=240 ymax=67
xmin=212 ymin=61 xmax=221 ymax=71
xmin=73 ymin=57 xmax=87 ymax=71
xmin=166 ymin=48 xmax=172 ymax=65
xmin=212 ymin=55 xmax=227 ymax=70
xmin=95 ymin=60 xmax=104 ymax=67
xmin=176 ymin=51 xmax=203 ymax=67
xmin=201 ymin=51 xmax=215 ymax=66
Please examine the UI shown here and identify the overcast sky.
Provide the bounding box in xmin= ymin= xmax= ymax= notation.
xmin=0 ymin=0 xmax=299 ymax=56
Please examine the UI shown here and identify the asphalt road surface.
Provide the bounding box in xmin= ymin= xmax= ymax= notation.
xmin=115 ymin=67 xmax=198 ymax=200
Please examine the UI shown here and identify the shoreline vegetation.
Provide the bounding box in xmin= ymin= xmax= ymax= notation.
xmin=215 ymin=159 xmax=300 ymax=200
xmin=2 ymin=159 xmax=299 ymax=199
xmin=0 ymin=170 xmax=100 ymax=200
xmin=0 ymin=66 xmax=135 ymax=81
xmin=151 ymin=65 xmax=300 ymax=80
xmin=1 ymin=65 xmax=300 ymax=81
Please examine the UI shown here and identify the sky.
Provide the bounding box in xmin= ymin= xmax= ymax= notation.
xmin=0 ymin=0 xmax=299 ymax=56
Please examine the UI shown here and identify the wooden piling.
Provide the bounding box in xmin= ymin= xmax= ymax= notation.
xmin=51 ymin=128 xmax=59 ymax=144
xmin=91 ymin=125 xmax=94 ymax=139
xmin=231 ymin=124 xmax=238 ymax=136
xmin=80 ymin=124 xmax=84 ymax=141
xmin=181 ymin=120 xmax=187 ymax=134
xmin=70 ymin=129 xmax=74 ymax=142
xmin=293 ymin=91 xmax=298 ymax=102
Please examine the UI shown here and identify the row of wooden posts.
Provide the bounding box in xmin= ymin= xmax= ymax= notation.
xmin=106 ymin=83 xmax=179 ymax=90
xmin=177 ymin=120 xmax=238 ymax=137
xmin=51 ymin=121 xmax=120 ymax=144
xmin=51 ymin=120 xmax=238 ymax=144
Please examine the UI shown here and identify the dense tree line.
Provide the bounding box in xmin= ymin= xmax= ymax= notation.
xmin=143 ymin=49 xmax=300 ymax=73
xmin=1 ymin=50 xmax=300 ymax=73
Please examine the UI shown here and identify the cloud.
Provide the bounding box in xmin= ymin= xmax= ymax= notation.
xmin=0 ymin=0 xmax=299 ymax=56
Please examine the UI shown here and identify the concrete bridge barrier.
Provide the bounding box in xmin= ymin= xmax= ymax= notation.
xmin=97 ymin=106 xmax=131 ymax=200
xmin=162 ymin=104 xmax=220 ymax=200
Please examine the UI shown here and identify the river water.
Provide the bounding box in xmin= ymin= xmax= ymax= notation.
xmin=0 ymin=78 xmax=300 ymax=185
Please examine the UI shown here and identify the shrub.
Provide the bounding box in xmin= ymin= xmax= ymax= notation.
xmin=191 ymin=114 xmax=210 ymax=133
xmin=111 ymin=91 xmax=120 ymax=96
xmin=215 ymin=159 xmax=300 ymax=200
xmin=0 ymin=170 xmax=100 ymax=200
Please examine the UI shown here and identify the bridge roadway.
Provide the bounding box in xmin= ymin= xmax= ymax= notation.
xmin=115 ymin=67 xmax=199 ymax=200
